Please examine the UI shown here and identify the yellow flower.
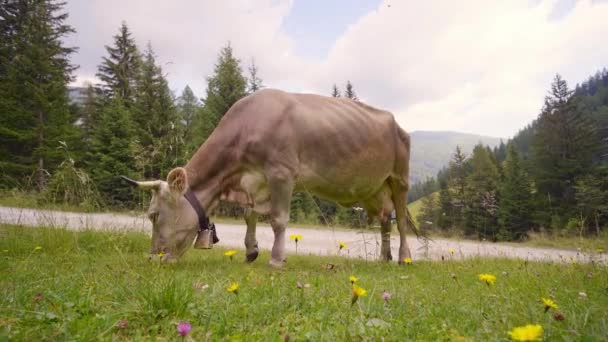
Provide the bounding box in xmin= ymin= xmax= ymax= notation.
xmin=449 ymin=249 xmax=455 ymax=254
xmin=508 ymin=324 xmax=543 ymax=341
xmin=224 ymin=250 xmax=237 ymax=257
xmin=478 ymin=273 xmax=496 ymax=286
xmin=349 ymin=275 xmax=358 ymax=284
xmin=289 ymin=234 xmax=303 ymax=242
xmin=542 ymin=297 xmax=558 ymax=312
xmin=404 ymin=257 xmax=412 ymax=265
xmin=34 ymin=246 xmax=42 ymax=251
xmin=596 ymin=248 xmax=604 ymax=254
xmin=227 ymin=282 xmax=239 ymax=294
xmin=339 ymin=241 xmax=347 ymax=250
xmin=157 ymin=251 xmax=165 ymax=258
xmin=352 ymin=284 xmax=367 ymax=297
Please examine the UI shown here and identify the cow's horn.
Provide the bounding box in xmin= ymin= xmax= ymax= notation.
xmin=120 ymin=175 xmax=139 ymax=187
xmin=120 ymin=176 xmax=162 ymax=190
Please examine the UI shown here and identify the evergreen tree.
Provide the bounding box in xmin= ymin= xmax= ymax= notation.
xmin=96 ymin=22 xmax=140 ymax=106
xmin=418 ymin=193 xmax=439 ymax=231
xmin=177 ymin=85 xmax=200 ymax=151
xmin=88 ymin=99 xmax=137 ymax=206
xmin=190 ymin=43 xmax=247 ymax=150
xmin=331 ymin=84 xmax=341 ymax=98
xmin=0 ymin=0 xmax=79 ymax=188
xmin=344 ymin=81 xmax=358 ymax=101
xmin=437 ymin=178 xmax=454 ymax=230
xmin=574 ymin=171 xmax=608 ymax=236
xmin=531 ymin=74 xmax=601 ymax=225
xmin=464 ymin=144 xmax=499 ymax=239
xmin=448 ymin=146 xmax=468 ymax=227
xmin=498 ymin=144 xmax=532 ymax=240
xmin=133 ymin=43 xmax=183 ymax=179
xmin=247 ymin=58 xmax=263 ymax=93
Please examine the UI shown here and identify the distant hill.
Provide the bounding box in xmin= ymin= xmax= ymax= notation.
xmin=409 ymin=131 xmax=503 ymax=183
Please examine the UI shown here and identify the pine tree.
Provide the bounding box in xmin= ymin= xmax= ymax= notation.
xmin=0 ymin=0 xmax=79 ymax=188
xmin=437 ymin=179 xmax=454 ymax=230
xmin=448 ymin=146 xmax=468 ymax=227
xmin=96 ymin=22 xmax=141 ymax=106
xmin=88 ymin=99 xmax=137 ymax=206
xmin=177 ymin=85 xmax=200 ymax=152
xmin=247 ymin=58 xmax=263 ymax=93
xmin=331 ymin=84 xmax=341 ymax=98
xmin=418 ymin=193 xmax=439 ymax=231
xmin=133 ymin=43 xmax=183 ymax=179
xmin=344 ymin=81 xmax=358 ymax=101
xmin=464 ymin=144 xmax=499 ymax=239
xmin=531 ymin=74 xmax=601 ymax=225
xmin=190 ymin=43 xmax=247 ymax=150
xmin=574 ymin=171 xmax=608 ymax=236
xmin=498 ymin=144 xmax=532 ymax=240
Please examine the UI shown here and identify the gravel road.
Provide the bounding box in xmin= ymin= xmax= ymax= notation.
xmin=0 ymin=206 xmax=600 ymax=264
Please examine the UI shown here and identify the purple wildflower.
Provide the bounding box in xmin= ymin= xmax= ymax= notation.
xmin=382 ymin=291 xmax=392 ymax=302
xmin=177 ymin=321 xmax=191 ymax=336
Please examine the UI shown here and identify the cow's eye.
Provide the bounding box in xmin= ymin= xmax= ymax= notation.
xmin=148 ymin=212 xmax=159 ymax=223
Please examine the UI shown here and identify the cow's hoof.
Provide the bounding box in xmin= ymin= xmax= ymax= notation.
xmin=269 ymin=258 xmax=286 ymax=268
xmin=381 ymin=253 xmax=393 ymax=262
xmin=246 ymin=250 xmax=259 ymax=263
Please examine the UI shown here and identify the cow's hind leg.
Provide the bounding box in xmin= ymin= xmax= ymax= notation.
xmin=380 ymin=213 xmax=393 ymax=261
xmin=243 ymin=208 xmax=259 ymax=262
xmin=389 ymin=177 xmax=412 ymax=264
xmin=267 ymin=172 xmax=294 ymax=268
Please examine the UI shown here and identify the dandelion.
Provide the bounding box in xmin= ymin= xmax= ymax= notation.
xmin=449 ymin=249 xmax=455 ymax=255
xmin=289 ymin=234 xmax=303 ymax=242
xmin=541 ymin=297 xmax=558 ymax=312
xmin=382 ymin=291 xmax=392 ymax=302
xmin=157 ymin=251 xmax=165 ymax=258
xmin=351 ymin=284 xmax=367 ymax=306
xmin=177 ymin=321 xmax=192 ymax=337
xmin=227 ymin=282 xmax=239 ymax=294
xmin=404 ymin=257 xmax=412 ymax=265
xmin=349 ymin=275 xmax=358 ymax=284
xmin=478 ymin=273 xmax=496 ymax=286
xmin=34 ymin=246 xmax=42 ymax=251
xmin=338 ymin=241 xmax=347 ymax=250
xmin=290 ymin=234 xmax=303 ymax=254
xmin=508 ymin=324 xmax=543 ymax=341
xmin=224 ymin=250 xmax=237 ymax=260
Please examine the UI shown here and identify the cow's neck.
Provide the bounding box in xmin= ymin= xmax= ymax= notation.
xmin=184 ymin=132 xmax=238 ymax=213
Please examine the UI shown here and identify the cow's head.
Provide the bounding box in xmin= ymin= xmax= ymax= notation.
xmin=123 ymin=167 xmax=199 ymax=261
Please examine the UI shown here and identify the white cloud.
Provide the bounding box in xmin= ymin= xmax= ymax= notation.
xmin=67 ymin=0 xmax=608 ymax=138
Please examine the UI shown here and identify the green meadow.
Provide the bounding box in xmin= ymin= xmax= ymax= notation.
xmin=1 ymin=224 xmax=607 ymax=341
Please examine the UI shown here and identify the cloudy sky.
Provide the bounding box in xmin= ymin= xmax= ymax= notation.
xmin=64 ymin=0 xmax=608 ymax=138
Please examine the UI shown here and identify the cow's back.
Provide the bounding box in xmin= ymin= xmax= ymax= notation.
xmin=216 ymin=89 xmax=405 ymax=202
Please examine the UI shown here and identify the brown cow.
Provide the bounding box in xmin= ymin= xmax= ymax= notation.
xmin=125 ymin=89 xmax=413 ymax=267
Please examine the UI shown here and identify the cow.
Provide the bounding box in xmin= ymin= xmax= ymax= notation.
xmin=123 ymin=88 xmax=414 ymax=267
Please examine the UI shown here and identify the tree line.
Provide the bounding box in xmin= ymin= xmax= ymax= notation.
xmin=0 ymin=0 xmax=367 ymax=226
xmin=417 ymin=71 xmax=608 ymax=240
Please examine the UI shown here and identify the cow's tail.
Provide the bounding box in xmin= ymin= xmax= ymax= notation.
xmin=406 ymin=207 xmax=420 ymax=237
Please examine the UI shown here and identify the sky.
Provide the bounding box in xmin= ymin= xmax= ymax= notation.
xmin=64 ymin=0 xmax=608 ymax=138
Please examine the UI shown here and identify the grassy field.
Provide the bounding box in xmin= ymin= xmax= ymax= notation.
xmin=1 ymin=224 xmax=607 ymax=341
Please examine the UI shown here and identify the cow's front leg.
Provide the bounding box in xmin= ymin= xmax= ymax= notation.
xmin=243 ymin=208 xmax=259 ymax=262
xmin=267 ymin=173 xmax=294 ymax=268
xmin=380 ymin=215 xmax=393 ymax=261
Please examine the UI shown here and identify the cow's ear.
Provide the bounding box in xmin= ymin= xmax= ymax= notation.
xmin=167 ymin=167 xmax=189 ymax=196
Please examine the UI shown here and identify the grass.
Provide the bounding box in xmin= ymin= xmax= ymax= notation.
xmin=1 ymin=225 xmax=607 ymax=341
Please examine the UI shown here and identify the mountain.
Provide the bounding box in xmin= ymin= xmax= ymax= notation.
xmin=409 ymin=131 xmax=503 ymax=183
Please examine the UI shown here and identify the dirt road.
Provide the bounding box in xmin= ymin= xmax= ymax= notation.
xmin=0 ymin=206 xmax=595 ymax=263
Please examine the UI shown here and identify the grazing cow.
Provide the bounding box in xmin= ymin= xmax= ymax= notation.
xmin=124 ymin=89 xmax=413 ymax=267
